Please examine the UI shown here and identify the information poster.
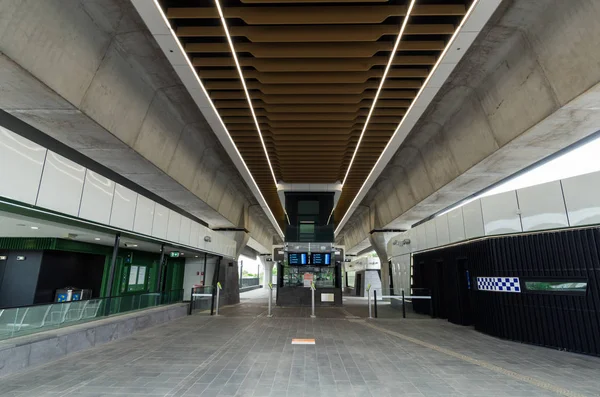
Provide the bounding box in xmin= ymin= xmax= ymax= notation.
xmin=137 ymin=266 xmax=146 ymax=284
xmin=128 ymin=266 xmax=139 ymax=285
xmin=303 ymin=273 xmax=313 ymax=288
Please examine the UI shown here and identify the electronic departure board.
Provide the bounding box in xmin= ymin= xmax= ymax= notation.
xmin=311 ymin=253 xmax=331 ymax=266
xmin=288 ymin=252 xmax=308 ymax=265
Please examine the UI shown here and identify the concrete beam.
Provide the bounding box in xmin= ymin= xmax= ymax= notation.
xmin=0 ymin=0 xmax=280 ymax=244
xmin=340 ymin=0 xmax=600 ymax=250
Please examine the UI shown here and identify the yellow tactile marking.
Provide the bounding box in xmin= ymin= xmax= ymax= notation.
xmin=356 ymin=320 xmax=586 ymax=397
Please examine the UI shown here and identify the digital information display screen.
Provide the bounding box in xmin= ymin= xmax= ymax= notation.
xmin=311 ymin=253 xmax=331 ymax=266
xmin=288 ymin=252 xmax=308 ymax=265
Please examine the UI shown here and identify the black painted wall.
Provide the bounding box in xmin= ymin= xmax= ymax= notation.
xmin=0 ymin=251 xmax=43 ymax=308
xmin=413 ymin=227 xmax=600 ymax=356
xmin=34 ymin=251 xmax=105 ymax=304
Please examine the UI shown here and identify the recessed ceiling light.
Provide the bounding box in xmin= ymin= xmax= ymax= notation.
xmin=94 ymin=238 xmax=101 ymax=241
xmin=195 ymin=255 xmax=198 ymax=258
xmin=30 ymin=226 xmax=39 ymax=230
xmin=131 ymin=244 xmax=138 ymax=247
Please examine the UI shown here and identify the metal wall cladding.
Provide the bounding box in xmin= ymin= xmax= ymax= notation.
xmin=413 ymin=227 xmax=600 ymax=356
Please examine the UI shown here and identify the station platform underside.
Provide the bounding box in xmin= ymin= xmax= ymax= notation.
xmin=0 ymin=288 xmax=598 ymax=397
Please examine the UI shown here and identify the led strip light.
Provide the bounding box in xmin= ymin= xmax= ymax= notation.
xmin=335 ymin=0 xmax=483 ymax=236
xmin=147 ymin=0 xmax=284 ymax=238
xmin=214 ymin=0 xmax=279 ymax=188
xmin=341 ymin=0 xmax=417 ymax=186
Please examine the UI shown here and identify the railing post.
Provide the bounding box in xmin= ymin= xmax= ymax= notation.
xmin=373 ymin=290 xmax=378 ymax=318
xmin=188 ymin=287 xmax=194 ymax=315
xmin=267 ymin=283 xmax=273 ymax=318
xmin=215 ymin=282 xmax=222 ymax=316
xmin=367 ymin=284 xmax=372 ymax=319
xmin=310 ymin=282 xmax=316 ymax=318
xmin=429 ymin=288 xmax=434 ymax=318
xmin=402 ymin=290 xmax=406 ymax=319
xmin=156 ymin=244 xmax=165 ymax=300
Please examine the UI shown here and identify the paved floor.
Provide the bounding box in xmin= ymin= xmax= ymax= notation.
xmin=1 ymin=288 xmax=599 ymax=396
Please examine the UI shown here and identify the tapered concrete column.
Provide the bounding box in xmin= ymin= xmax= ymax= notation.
xmin=369 ymin=232 xmax=392 ymax=296
xmin=258 ymin=255 xmax=272 ymax=286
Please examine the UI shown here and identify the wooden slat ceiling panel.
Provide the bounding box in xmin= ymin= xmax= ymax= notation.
xmin=160 ymin=0 xmax=469 ymax=228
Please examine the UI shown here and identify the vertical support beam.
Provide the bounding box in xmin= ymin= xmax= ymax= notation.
xmin=402 ymin=290 xmax=406 ymax=319
xmin=374 ymin=290 xmax=378 ymax=318
xmin=369 ymin=232 xmax=392 ymax=296
xmin=310 ymin=282 xmax=316 ymax=318
xmin=104 ymin=233 xmax=120 ymax=316
xmin=105 ymin=233 xmax=121 ymax=297
xmin=156 ymin=244 xmax=165 ymax=292
xmin=203 ymin=252 xmax=208 ymax=286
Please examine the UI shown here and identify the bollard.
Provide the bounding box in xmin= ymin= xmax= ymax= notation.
xmin=367 ymin=284 xmax=372 ymax=319
xmin=215 ymin=282 xmax=222 ymax=316
xmin=402 ymin=290 xmax=406 ymax=319
xmin=188 ymin=287 xmax=194 ymax=315
xmin=373 ymin=290 xmax=378 ymax=318
xmin=310 ymin=282 xmax=316 ymax=318
xmin=267 ymin=282 xmax=273 ymax=318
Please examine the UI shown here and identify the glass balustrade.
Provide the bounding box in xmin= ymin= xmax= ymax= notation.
xmin=0 ymin=289 xmax=184 ymax=340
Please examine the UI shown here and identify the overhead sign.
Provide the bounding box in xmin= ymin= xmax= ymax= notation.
xmin=288 ymin=252 xmax=307 ymax=265
xmin=311 ymin=253 xmax=331 ymax=266
xmin=169 ymin=252 xmax=180 ymax=258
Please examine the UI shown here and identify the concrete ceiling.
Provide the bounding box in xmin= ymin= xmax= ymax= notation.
xmin=338 ymin=0 xmax=600 ymax=251
xmin=153 ymin=0 xmax=476 ymax=229
xmin=0 ymin=0 xmax=281 ymax=249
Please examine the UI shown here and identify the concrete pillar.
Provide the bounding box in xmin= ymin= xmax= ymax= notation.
xmin=258 ymin=255 xmax=271 ymax=286
xmin=369 ymin=232 xmax=391 ymax=296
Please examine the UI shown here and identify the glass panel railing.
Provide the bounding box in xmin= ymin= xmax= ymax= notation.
xmin=366 ymin=288 xmax=432 ymax=319
xmin=0 ymin=289 xmax=184 ymax=341
xmin=189 ymin=286 xmax=215 ymax=314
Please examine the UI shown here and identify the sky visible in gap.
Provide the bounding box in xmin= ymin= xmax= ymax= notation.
xmin=438 ymin=135 xmax=600 ymax=216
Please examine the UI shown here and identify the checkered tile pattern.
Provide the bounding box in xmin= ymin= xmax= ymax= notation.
xmin=477 ymin=277 xmax=521 ymax=293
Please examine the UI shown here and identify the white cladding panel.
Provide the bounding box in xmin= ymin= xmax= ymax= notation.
xmin=0 ymin=128 xmax=46 ymax=205
xmin=133 ymin=195 xmax=155 ymax=235
xmin=36 ymin=151 xmax=85 ymax=216
xmin=152 ymin=203 xmax=169 ymax=240
xmin=435 ymin=214 xmax=450 ymax=246
xmin=562 ymin=171 xmax=600 ymax=227
xmin=447 ymin=207 xmax=466 ymax=243
xmin=167 ymin=210 xmax=182 ymax=242
xmin=481 ymin=191 xmax=522 ymax=236
xmin=462 ymin=200 xmax=485 ymax=239
xmin=79 ymin=171 xmax=115 ymax=224
xmin=110 ymin=184 xmax=137 ymax=231
xmin=517 ymin=181 xmax=568 ymax=232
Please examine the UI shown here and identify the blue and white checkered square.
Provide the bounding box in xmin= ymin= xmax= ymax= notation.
xmin=477 ymin=277 xmax=521 ymax=293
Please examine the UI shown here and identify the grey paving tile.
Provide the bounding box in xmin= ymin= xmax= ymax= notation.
xmin=0 ymin=289 xmax=597 ymax=397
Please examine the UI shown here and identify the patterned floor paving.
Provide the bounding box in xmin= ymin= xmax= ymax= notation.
xmin=0 ymin=289 xmax=599 ymax=397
